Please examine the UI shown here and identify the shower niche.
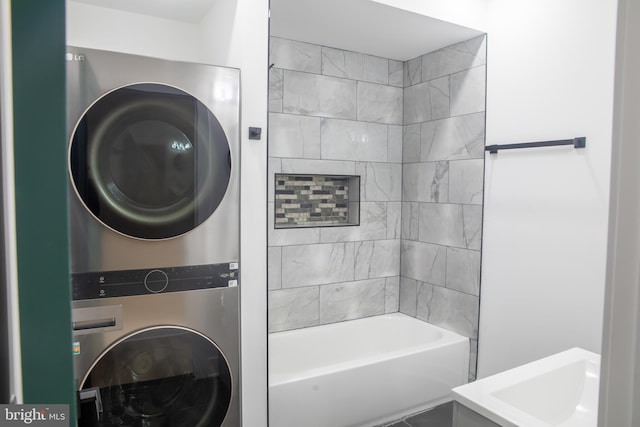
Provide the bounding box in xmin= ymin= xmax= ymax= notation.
xmin=274 ymin=174 xmax=360 ymax=228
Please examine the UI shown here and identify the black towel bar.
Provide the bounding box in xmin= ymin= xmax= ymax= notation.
xmin=485 ymin=137 xmax=586 ymax=154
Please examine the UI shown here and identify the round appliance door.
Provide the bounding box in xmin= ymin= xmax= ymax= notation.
xmin=69 ymin=83 xmax=231 ymax=240
xmin=79 ymin=327 xmax=232 ymax=427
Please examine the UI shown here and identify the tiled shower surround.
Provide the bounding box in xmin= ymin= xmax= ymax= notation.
xmin=268 ymin=36 xmax=486 ymax=380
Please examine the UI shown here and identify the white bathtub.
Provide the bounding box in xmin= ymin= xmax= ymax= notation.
xmin=269 ymin=313 xmax=470 ymax=427
xmin=452 ymin=347 xmax=600 ymax=427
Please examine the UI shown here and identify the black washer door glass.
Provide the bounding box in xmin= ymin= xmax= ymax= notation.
xmin=70 ymin=83 xmax=231 ymax=239
xmin=80 ymin=327 xmax=232 ymax=427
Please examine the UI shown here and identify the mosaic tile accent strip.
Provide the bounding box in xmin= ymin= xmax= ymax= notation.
xmin=274 ymin=174 xmax=359 ymax=228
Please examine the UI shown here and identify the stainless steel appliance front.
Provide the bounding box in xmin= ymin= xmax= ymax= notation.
xmin=66 ymin=47 xmax=241 ymax=427
xmin=72 ymin=288 xmax=240 ymax=426
xmin=66 ymin=47 xmax=240 ymax=273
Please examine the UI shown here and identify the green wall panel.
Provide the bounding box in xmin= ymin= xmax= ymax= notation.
xmin=11 ymin=0 xmax=75 ymax=413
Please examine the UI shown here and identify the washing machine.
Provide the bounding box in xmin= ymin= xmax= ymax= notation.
xmin=66 ymin=47 xmax=241 ymax=426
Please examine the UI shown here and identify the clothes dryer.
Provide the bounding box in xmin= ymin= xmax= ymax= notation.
xmin=66 ymin=47 xmax=241 ymax=427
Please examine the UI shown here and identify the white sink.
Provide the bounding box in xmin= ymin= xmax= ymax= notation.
xmin=452 ymin=348 xmax=600 ymax=427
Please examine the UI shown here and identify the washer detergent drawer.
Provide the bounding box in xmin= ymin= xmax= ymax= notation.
xmin=72 ymin=305 xmax=123 ymax=336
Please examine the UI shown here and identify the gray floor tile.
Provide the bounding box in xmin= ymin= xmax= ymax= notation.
xmin=382 ymin=402 xmax=453 ymax=427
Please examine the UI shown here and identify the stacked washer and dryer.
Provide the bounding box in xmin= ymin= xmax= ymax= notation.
xmin=66 ymin=47 xmax=241 ymax=427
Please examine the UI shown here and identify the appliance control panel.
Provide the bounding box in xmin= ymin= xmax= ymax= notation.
xmin=72 ymin=263 xmax=239 ymax=300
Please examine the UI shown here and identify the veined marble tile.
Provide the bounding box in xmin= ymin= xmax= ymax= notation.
xmin=268 ymin=286 xmax=319 ymax=332
xmin=428 ymin=76 xmax=450 ymax=120
xmin=322 ymin=46 xmax=364 ymax=80
xmin=385 ymin=276 xmax=400 ymax=313
xmin=388 ymin=125 xmax=403 ymax=163
xmin=389 ymin=60 xmax=404 ymax=87
xmin=402 ymin=123 xmax=421 ymax=163
xmin=400 ymin=240 xmax=446 ymax=286
xmin=269 ymin=113 xmax=321 ymax=159
xmin=402 ymin=162 xmax=449 ymax=203
xmin=422 ymin=35 xmax=487 ymax=81
xmin=401 ymin=201 xmax=420 ymax=241
xmin=268 ymin=202 xmax=320 ymax=246
xmin=362 ymin=55 xmax=389 ymax=84
xmin=404 ymin=56 xmax=422 ymax=86
xmin=404 ymin=76 xmax=449 ymax=124
xmin=319 ymin=278 xmax=386 ymax=324
xmin=269 ymin=68 xmax=283 ymax=113
xmin=282 ymin=242 xmax=355 ymax=287
xmin=283 ymin=71 xmax=357 ymax=119
xmin=386 ymin=201 xmax=402 ymax=239
xmin=357 ymin=82 xmax=403 ymax=125
xmin=268 ymin=246 xmax=282 ymax=290
xmin=270 ymin=227 xmax=321 ymax=247
xmin=355 ymin=239 xmax=401 ymax=280
xmin=450 ymin=66 xmax=486 ymax=117
xmin=320 ymin=48 xmax=389 ymax=84
xmin=403 ymin=83 xmax=431 ymax=125
xmin=449 ymin=159 xmax=485 ymax=204
xmin=270 ymin=37 xmax=321 ymax=73
xmin=421 ymin=113 xmax=486 ymax=161
xmin=418 ymin=203 xmax=483 ymax=249
xmin=357 ymin=162 xmax=402 ymax=202
xmin=267 ymin=158 xmax=281 ymax=203
xmin=320 ymin=201 xmax=387 ymax=243
xmin=418 ymin=203 xmax=464 ymax=247
xmin=416 ymin=281 xmax=433 ymax=324
xmin=281 ymin=158 xmax=356 ymax=175
xmin=320 ymin=118 xmax=388 ymax=162
xmin=469 ymin=339 xmax=478 ymax=382
xmin=462 ymin=204 xmax=483 ymax=250
xmin=399 ymin=276 xmax=418 ymax=316
xmin=416 ymin=284 xmax=479 ymax=338
xmin=446 ymin=247 xmax=481 ymax=296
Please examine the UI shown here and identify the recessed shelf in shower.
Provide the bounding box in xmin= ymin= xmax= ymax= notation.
xmin=274 ymin=174 xmax=360 ymax=228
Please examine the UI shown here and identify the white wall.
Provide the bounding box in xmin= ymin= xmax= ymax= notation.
xmin=370 ymin=0 xmax=488 ymax=32
xmin=66 ymin=2 xmax=269 ymax=425
xmin=67 ymin=3 xmax=202 ymax=62
xmin=478 ymin=0 xmax=618 ymax=377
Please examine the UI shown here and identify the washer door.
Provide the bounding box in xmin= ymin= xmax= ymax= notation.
xmin=79 ymin=327 xmax=232 ymax=427
xmin=70 ymin=83 xmax=231 ymax=240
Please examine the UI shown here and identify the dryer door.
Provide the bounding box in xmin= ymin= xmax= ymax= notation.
xmin=69 ymin=83 xmax=231 ymax=240
xmin=78 ymin=327 xmax=232 ymax=427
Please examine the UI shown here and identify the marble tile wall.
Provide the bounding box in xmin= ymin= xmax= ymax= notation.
xmin=268 ymin=37 xmax=403 ymax=333
xmin=399 ymin=35 xmax=486 ymax=381
xmin=268 ymin=34 xmax=486 ymax=382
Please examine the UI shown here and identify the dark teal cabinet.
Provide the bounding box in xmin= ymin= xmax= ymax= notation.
xmin=11 ymin=0 xmax=75 ymax=416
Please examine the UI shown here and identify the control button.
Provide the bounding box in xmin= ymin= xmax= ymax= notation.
xmin=229 ymin=262 xmax=239 ymax=270
xmin=228 ymin=280 xmax=238 ymax=287
xmin=144 ymin=269 xmax=169 ymax=293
